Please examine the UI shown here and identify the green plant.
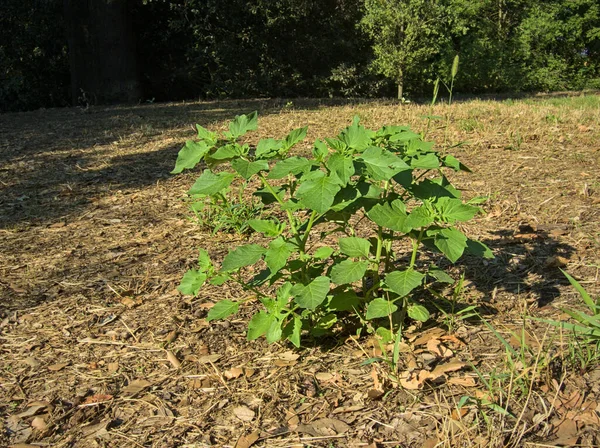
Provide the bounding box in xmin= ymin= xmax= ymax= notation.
xmin=187 ymin=181 xmax=263 ymax=234
xmin=538 ymin=270 xmax=600 ymax=371
xmin=172 ymin=112 xmax=493 ymax=347
xmin=430 ymin=273 xmax=478 ymax=333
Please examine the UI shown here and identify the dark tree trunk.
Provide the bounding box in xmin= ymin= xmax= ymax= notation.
xmin=64 ymin=0 xmax=141 ymax=106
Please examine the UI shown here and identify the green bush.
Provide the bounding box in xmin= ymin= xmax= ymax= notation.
xmin=173 ymin=113 xmax=493 ymax=347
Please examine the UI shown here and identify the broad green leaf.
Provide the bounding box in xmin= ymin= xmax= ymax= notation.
xmin=264 ymin=237 xmax=292 ymax=273
xmin=316 ymin=313 xmax=337 ymax=329
xmin=188 ymin=170 xmax=236 ymax=195
xmin=428 ymin=267 xmax=454 ymax=284
xmin=206 ymin=300 xmax=239 ymax=321
xmin=434 ymin=227 xmax=468 ymax=262
xmin=385 ymin=269 xmax=424 ymax=297
xmin=338 ymin=237 xmax=371 ymax=258
xmin=231 ymin=158 xmax=269 ymax=179
xmin=435 ymin=197 xmax=479 ymax=223
xmin=221 ymin=244 xmax=266 ymax=272
xmin=465 ymin=239 xmax=495 ymax=259
xmin=407 ymin=304 xmax=430 ymax=322
xmin=360 ymin=146 xmax=409 ymax=181
xmin=327 ymin=290 xmax=360 ymax=311
xmin=248 ymin=219 xmax=284 ymax=237
xmin=410 ymin=153 xmax=440 ymax=169
xmin=405 ymin=205 xmax=435 ymax=229
xmin=171 ymin=140 xmax=209 ymax=174
xmin=375 ymin=326 xmax=393 ymax=344
xmin=313 ymin=139 xmax=329 ymax=161
xmin=198 ymin=249 xmax=211 ymax=271
xmin=196 ymin=124 xmax=218 ymax=144
xmin=256 ymin=138 xmax=282 ymax=159
xmin=247 ymin=311 xmax=274 ymax=340
xmin=254 ymin=186 xmax=284 ymax=205
xmin=209 ymin=273 xmax=230 ymax=285
xmin=292 ymin=276 xmax=330 ymax=309
xmin=366 ymin=298 xmax=398 ymax=320
xmin=225 ymin=111 xmax=258 ymax=140
xmin=266 ymin=319 xmax=283 ymax=343
xmin=325 ymin=137 xmax=348 ymax=152
xmin=326 ymin=152 xmax=355 ymax=186
xmin=275 ymin=282 xmax=293 ymax=309
xmin=284 ymin=316 xmax=302 ymax=348
xmin=177 ymin=269 xmax=206 ymax=296
xmin=268 ymin=157 xmax=312 ymax=179
xmin=411 ymin=179 xmax=459 ymax=200
xmin=330 ymin=259 xmax=369 ymax=285
xmin=339 ymin=118 xmax=372 ymax=152
xmin=389 ymin=130 xmax=421 ymax=142
xmin=296 ymin=174 xmax=341 ymax=214
xmin=443 ymin=155 xmax=471 ymax=172
xmin=282 ymin=126 xmax=308 ymax=151
xmin=211 ymin=144 xmax=241 ymax=160
xmin=367 ymin=199 xmax=411 ymax=233
xmin=313 ymin=246 xmax=334 ymax=260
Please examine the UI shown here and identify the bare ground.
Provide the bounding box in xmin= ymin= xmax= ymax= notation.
xmin=1 ymin=95 xmax=599 ymax=447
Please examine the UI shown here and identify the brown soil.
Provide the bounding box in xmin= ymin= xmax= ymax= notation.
xmin=1 ymin=95 xmax=599 ymax=447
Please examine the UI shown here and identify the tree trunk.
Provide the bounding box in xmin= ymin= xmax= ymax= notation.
xmin=64 ymin=0 xmax=141 ymax=106
xmin=397 ymin=68 xmax=404 ymax=100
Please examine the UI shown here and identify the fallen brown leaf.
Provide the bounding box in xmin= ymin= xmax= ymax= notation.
xmin=47 ymin=362 xmax=69 ymax=372
xmin=233 ymin=405 xmax=255 ymax=422
xmin=224 ymin=367 xmax=244 ymax=380
xmin=430 ymin=361 xmax=466 ymax=380
xmin=234 ymin=431 xmax=259 ymax=448
xmin=426 ymin=338 xmax=453 ymax=358
xmin=121 ymin=379 xmax=152 ymax=396
xmin=166 ymin=350 xmax=181 ymax=369
xmin=297 ymin=418 xmax=350 ymax=436
xmin=81 ymin=394 xmax=114 ymax=406
xmin=448 ymin=376 xmax=476 ymax=387
xmin=31 ymin=416 xmax=48 ymax=431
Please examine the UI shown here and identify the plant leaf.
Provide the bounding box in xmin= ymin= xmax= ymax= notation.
xmin=296 ymin=174 xmax=341 ymax=214
xmin=221 ymin=244 xmax=266 ymax=272
xmin=330 ymin=259 xmax=369 ymax=285
xmin=465 ymin=239 xmax=495 ymax=259
xmin=360 ymin=146 xmax=409 ymax=181
xmin=367 ymin=199 xmax=411 ymax=233
xmin=268 ymin=156 xmax=312 ymax=179
xmin=282 ymin=126 xmax=308 ymax=151
xmin=264 ymin=237 xmax=292 ymax=273
xmin=326 ymin=152 xmax=355 ymax=186
xmin=338 ymin=237 xmax=371 ymax=258
xmin=266 ymin=319 xmax=283 ymax=343
xmin=313 ymin=139 xmax=329 ymax=161
xmin=247 ymin=311 xmax=274 ymax=340
xmin=313 ymin=246 xmax=334 ymax=260
xmin=327 ymin=290 xmax=360 ymax=311
xmin=407 ymin=304 xmax=430 ymax=322
xmin=256 ymin=138 xmax=283 ymax=159
xmin=198 ymin=249 xmax=212 ymax=271
xmin=177 ymin=269 xmax=206 ymax=296
xmin=292 ymin=276 xmax=330 ymax=309
xmin=339 ymin=117 xmax=371 ymax=151
xmin=195 ymin=124 xmax=218 ymax=144
xmin=225 ymin=111 xmax=258 ymax=140
xmin=206 ymin=300 xmax=239 ymax=321
xmin=434 ymin=197 xmax=479 ymax=223
xmin=366 ymin=298 xmax=398 ymax=320
xmin=248 ymin=219 xmax=283 ymax=237
xmin=171 ymin=140 xmax=209 ymax=174
xmin=434 ymin=227 xmax=468 ymax=262
xmin=385 ymin=269 xmax=424 ymax=297
xmin=405 ymin=205 xmax=435 ymax=229
xmin=188 ymin=170 xmax=236 ymax=195
xmin=561 ymin=269 xmax=597 ymax=313
xmin=211 ymin=143 xmax=242 ymax=160
xmin=284 ymin=316 xmax=302 ymax=348
xmin=231 ymin=158 xmax=269 ymax=179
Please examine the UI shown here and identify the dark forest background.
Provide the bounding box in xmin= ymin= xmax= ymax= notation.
xmin=1 ymin=0 xmax=599 ymax=112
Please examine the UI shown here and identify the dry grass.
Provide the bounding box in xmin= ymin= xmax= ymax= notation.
xmin=1 ymin=94 xmax=599 ymax=447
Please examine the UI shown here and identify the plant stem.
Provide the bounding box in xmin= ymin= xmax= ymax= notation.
xmin=409 ymin=229 xmax=424 ymax=269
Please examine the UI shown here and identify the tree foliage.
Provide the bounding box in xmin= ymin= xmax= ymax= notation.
xmin=1 ymin=0 xmax=599 ymax=111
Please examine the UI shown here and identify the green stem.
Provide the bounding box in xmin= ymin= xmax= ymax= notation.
xmin=258 ymin=174 xmax=298 ymax=236
xmin=409 ymin=229 xmax=424 ymax=269
xmin=300 ymin=210 xmax=319 ymax=253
